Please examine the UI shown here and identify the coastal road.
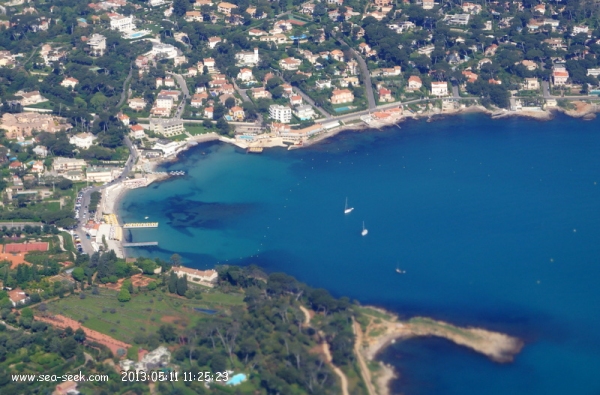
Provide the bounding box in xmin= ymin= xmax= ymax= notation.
xmin=337 ymin=37 xmax=376 ymax=110
xmin=76 ymin=136 xmax=138 ymax=255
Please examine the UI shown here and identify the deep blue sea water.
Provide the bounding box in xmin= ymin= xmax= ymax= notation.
xmin=119 ymin=114 xmax=600 ymax=395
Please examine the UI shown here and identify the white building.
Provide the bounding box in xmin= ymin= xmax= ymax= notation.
xmin=150 ymin=43 xmax=178 ymax=60
xmin=53 ymin=157 xmax=87 ymax=172
xmin=88 ymin=34 xmax=106 ymax=56
xmin=86 ymin=167 xmax=116 ymax=183
xmin=109 ymin=14 xmax=135 ymax=32
xmin=293 ymin=105 xmax=315 ymax=120
xmin=172 ymin=266 xmax=219 ymax=285
xmin=430 ymin=81 xmax=448 ymax=96
xmin=269 ymin=105 xmax=292 ymax=123
xmin=235 ymin=48 xmax=259 ymax=66
xmin=156 ymin=95 xmax=174 ymax=110
xmin=69 ymin=132 xmax=97 ymax=149
xmin=153 ymin=139 xmax=181 ymax=156
xmin=149 ymin=118 xmax=184 ymax=137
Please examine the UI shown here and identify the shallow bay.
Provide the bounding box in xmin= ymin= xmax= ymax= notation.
xmin=120 ymin=114 xmax=600 ymax=394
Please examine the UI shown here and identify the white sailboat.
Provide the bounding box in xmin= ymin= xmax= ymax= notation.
xmin=344 ymin=197 xmax=354 ymax=214
xmin=361 ymin=221 xmax=368 ymax=236
xmin=395 ymin=264 xmax=406 ymax=274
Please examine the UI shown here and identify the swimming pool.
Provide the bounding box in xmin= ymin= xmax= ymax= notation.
xmin=334 ymin=106 xmax=351 ymax=112
xmin=226 ymin=373 xmax=247 ymax=386
xmin=194 ymin=307 xmax=217 ymax=315
xmin=126 ymin=30 xmax=149 ymax=39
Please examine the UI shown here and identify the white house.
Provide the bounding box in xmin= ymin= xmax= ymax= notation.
xmin=430 ymin=81 xmax=448 ymax=96
xmin=109 ymin=14 xmax=135 ymax=32
xmin=293 ymin=105 xmax=315 ymax=120
xmin=60 ymin=77 xmax=78 ymax=89
xmin=69 ymin=132 xmax=97 ymax=149
xmin=237 ymin=68 xmax=253 ymax=82
xmin=235 ymin=48 xmax=259 ymax=66
xmin=172 ymin=266 xmax=219 ymax=285
xmin=269 ymin=104 xmax=292 ymax=123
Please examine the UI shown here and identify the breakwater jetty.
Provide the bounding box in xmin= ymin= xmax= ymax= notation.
xmin=123 ymin=222 xmax=159 ymax=228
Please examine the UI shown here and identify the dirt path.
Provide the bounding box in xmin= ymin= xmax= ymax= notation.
xmin=353 ymin=319 xmax=377 ymax=395
xmin=299 ymin=305 xmax=311 ymax=325
xmin=322 ymin=341 xmax=349 ymax=395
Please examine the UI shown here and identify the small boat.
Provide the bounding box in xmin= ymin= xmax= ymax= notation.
xmin=144 ymin=216 xmax=149 ymax=219
xmin=344 ymin=197 xmax=354 ymax=214
xmin=361 ymin=221 xmax=368 ymax=236
xmin=395 ymin=267 xmax=406 ymax=274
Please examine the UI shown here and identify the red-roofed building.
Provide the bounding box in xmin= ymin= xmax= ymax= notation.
xmin=8 ymin=288 xmax=29 ymax=306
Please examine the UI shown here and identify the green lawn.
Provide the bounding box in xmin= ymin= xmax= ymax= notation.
xmin=185 ymin=124 xmax=212 ymax=136
xmin=59 ymin=231 xmax=75 ymax=253
xmin=43 ymin=288 xmax=245 ymax=343
xmin=24 ymin=101 xmax=53 ymax=109
xmin=44 ymin=201 xmax=60 ymax=212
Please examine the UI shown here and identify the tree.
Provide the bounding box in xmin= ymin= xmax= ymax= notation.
xmin=74 ymin=328 xmax=86 ymax=343
xmin=173 ymin=0 xmax=190 ymax=17
xmin=72 ymin=267 xmax=85 ymax=282
xmin=176 ymin=275 xmax=188 ymax=296
xmin=224 ymin=97 xmax=236 ymax=109
xmin=158 ymin=324 xmax=177 ymax=342
xmin=168 ymin=272 xmax=178 ymax=293
xmin=117 ymin=288 xmax=131 ymax=302
xmin=170 ymin=254 xmax=182 ymax=267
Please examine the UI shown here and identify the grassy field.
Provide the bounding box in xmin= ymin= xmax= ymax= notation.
xmin=44 ymin=287 xmax=245 ymax=343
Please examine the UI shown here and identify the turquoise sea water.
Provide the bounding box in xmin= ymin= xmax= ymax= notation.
xmin=119 ymin=114 xmax=600 ymax=394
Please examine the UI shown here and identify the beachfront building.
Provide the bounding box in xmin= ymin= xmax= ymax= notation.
xmin=149 ymin=118 xmax=184 ymax=137
xmin=330 ymin=89 xmax=354 ymax=104
xmin=53 ymin=157 xmax=87 ymax=172
xmin=430 ymin=81 xmax=449 ymax=96
xmin=86 ymin=167 xmax=117 ymax=183
xmin=269 ymin=105 xmax=292 ymax=123
xmin=153 ymin=139 xmax=181 ymax=156
xmin=69 ymin=132 xmax=97 ymax=149
xmin=172 ymin=266 xmax=219 ymax=286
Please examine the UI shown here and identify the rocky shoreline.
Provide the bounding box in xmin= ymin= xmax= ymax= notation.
xmin=355 ymin=308 xmax=524 ymax=395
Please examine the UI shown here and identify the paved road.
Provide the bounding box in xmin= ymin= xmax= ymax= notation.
xmin=233 ymin=80 xmax=251 ymax=103
xmin=337 ymin=38 xmax=376 ymax=110
xmin=76 ymin=136 xmax=138 ymax=255
xmin=117 ymin=64 xmax=133 ymax=108
xmin=542 ymin=81 xmax=550 ymax=99
xmin=167 ymin=72 xmax=190 ymax=118
xmin=452 ymin=84 xmax=459 ymax=98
